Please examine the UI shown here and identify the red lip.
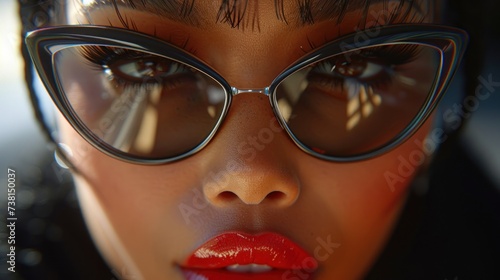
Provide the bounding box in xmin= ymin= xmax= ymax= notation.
xmin=182 ymin=232 xmax=317 ymax=279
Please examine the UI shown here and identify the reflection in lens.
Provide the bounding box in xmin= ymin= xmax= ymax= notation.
xmin=345 ymin=82 xmax=383 ymax=131
xmin=275 ymin=43 xmax=441 ymax=157
xmin=53 ymin=45 xmax=227 ymax=159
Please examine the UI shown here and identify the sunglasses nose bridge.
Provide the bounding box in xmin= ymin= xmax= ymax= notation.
xmin=231 ymin=87 xmax=271 ymax=96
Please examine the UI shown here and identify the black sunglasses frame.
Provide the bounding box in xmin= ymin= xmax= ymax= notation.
xmin=25 ymin=24 xmax=468 ymax=164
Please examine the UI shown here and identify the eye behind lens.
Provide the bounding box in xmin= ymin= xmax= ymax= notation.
xmin=53 ymin=44 xmax=229 ymax=161
xmin=274 ymin=43 xmax=442 ymax=158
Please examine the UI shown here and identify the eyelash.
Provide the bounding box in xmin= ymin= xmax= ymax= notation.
xmin=309 ymin=44 xmax=421 ymax=90
xmin=79 ymin=42 xmax=420 ymax=94
xmin=79 ymin=45 xmax=142 ymax=68
xmin=79 ymin=46 xmax=195 ymax=88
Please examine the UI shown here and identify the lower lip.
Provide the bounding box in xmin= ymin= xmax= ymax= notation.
xmin=182 ymin=268 xmax=315 ymax=280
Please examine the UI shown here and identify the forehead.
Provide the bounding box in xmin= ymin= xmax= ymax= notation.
xmin=69 ymin=0 xmax=432 ymax=29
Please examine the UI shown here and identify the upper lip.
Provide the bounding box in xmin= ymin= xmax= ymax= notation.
xmin=183 ymin=232 xmax=317 ymax=270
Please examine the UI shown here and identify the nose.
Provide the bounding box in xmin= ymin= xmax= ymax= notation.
xmin=200 ymin=92 xmax=300 ymax=207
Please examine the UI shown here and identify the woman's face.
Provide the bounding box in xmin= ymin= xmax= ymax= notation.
xmin=57 ymin=0 xmax=434 ymax=279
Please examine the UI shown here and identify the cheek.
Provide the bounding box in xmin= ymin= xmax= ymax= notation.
xmin=293 ymin=118 xmax=434 ymax=277
xmin=306 ymin=118 xmax=433 ymax=227
xmin=57 ymin=116 xmax=199 ymax=278
xmin=304 ymin=115 xmax=433 ymax=206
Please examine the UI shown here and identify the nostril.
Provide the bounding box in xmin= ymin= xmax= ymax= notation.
xmin=219 ymin=191 xmax=238 ymax=201
xmin=266 ymin=191 xmax=286 ymax=200
xmin=214 ymin=190 xmax=289 ymax=205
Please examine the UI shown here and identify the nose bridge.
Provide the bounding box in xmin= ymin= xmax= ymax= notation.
xmin=199 ymin=93 xmax=300 ymax=207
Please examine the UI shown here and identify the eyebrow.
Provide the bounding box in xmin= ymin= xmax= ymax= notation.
xmin=299 ymin=0 xmax=425 ymax=25
xmin=286 ymin=0 xmax=387 ymax=25
xmin=84 ymin=0 xmax=200 ymax=27
xmin=84 ymin=0 xmax=424 ymax=28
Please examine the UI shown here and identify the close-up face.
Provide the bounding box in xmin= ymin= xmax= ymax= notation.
xmin=24 ymin=0 xmax=468 ymax=279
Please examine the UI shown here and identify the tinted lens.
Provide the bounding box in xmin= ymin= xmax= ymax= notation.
xmin=274 ymin=43 xmax=441 ymax=157
xmin=53 ymin=45 xmax=227 ymax=159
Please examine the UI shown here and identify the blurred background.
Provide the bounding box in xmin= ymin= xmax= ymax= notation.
xmin=0 ymin=0 xmax=52 ymax=175
xmin=0 ymin=0 xmax=499 ymax=279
